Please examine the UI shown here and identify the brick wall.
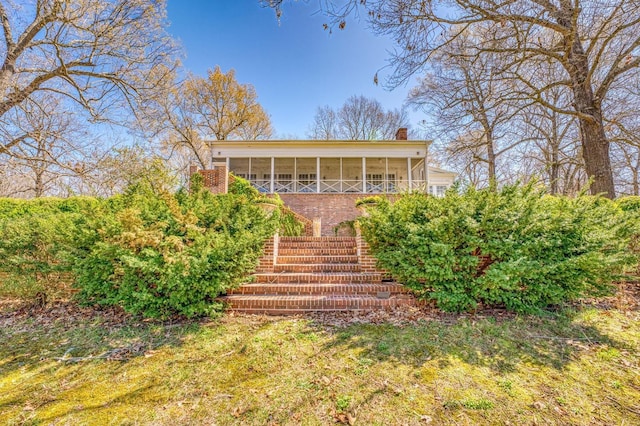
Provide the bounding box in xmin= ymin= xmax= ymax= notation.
xmin=355 ymin=222 xmax=388 ymax=275
xmin=255 ymin=235 xmax=276 ymax=273
xmin=279 ymin=193 xmax=396 ymax=236
xmin=189 ymin=166 xmax=229 ymax=194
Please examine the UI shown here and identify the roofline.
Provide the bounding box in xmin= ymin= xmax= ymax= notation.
xmin=206 ymin=139 xmax=433 ymax=146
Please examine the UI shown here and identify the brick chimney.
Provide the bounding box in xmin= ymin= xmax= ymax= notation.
xmin=395 ymin=127 xmax=408 ymax=140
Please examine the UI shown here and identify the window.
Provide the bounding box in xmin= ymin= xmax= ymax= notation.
xmin=235 ymin=173 xmax=256 ymax=180
xmin=429 ymin=185 xmax=447 ymax=197
xmin=386 ymin=174 xmax=396 ymax=191
xmin=366 ymin=174 xmax=384 ymax=192
xmin=298 ymin=173 xmax=317 ymax=192
xmin=298 ymin=173 xmax=316 ymax=185
xmin=275 ymin=174 xmax=293 ymax=193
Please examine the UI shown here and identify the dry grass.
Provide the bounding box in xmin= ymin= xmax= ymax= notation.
xmin=0 ymin=282 xmax=639 ymax=425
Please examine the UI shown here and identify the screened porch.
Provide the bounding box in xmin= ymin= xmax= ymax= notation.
xmin=227 ymin=157 xmax=428 ymax=194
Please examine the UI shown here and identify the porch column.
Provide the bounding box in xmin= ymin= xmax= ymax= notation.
xmin=270 ymin=157 xmax=275 ymax=193
xmin=316 ymin=157 xmax=321 ymax=193
xmin=248 ymin=158 xmax=252 ymax=182
xmin=362 ymin=157 xmax=366 ymax=193
xmin=385 ymin=157 xmax=389 ymax=193
xmin=340 ymin=157 xmax=343 ymax=193
xmin=407 ymin=157 xmax=412 ymax=190
xmin=425 ymin=142 xmax=430 ymax=194
xmin=294 ymin=157 xmax=297 ymax=193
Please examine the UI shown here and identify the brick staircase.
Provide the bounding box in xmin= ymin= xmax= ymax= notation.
xmin=221 ymin=236 xmax=418 ymax=314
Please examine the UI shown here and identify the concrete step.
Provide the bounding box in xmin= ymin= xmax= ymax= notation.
xmin=221 ymin=294 xmax=418 ymax=314
xmin=253 ymin=272 xmax=383 ymax=284
xmin=276 ymin=255 xmax=359 ymax=265
xmin=274 ymin=263 xmax=361 ymax=273
xmin=228 ymin=283 xmax=409 ymax=296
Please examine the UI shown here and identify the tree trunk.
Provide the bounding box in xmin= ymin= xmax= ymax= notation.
xmin=34 ymin=169 xmax=44 ymax=197
xmin=576 ymin=113 xmax=615 ymax=198
xmin=549 ymin=148 xmax=559 ymax=195
xmin=485 ymin=134 xmax=496 ymax=188
xmin=563 ymin=22 xmax=616 ymax=198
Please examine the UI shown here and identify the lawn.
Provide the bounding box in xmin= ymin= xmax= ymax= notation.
xmin=0 ymin=284 xmax=639 ymax=425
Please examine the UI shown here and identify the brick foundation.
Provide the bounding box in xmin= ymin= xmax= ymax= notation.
xmin=279 ymin=193 xmax=386 ymax=236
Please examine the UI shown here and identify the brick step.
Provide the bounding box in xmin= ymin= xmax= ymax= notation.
xmin=253 ymin=272 xmax=382 ymax=284
xmin=274 ymin=263 xmax=361 ymax=273
xmin=279 ymin=236 xmax=356 ymax=243
xmin=228 ymin=283 xmax=409 ymax=296
xmin=278 ymin=247 xmax=357 ymax=256
xmin=221 ymin=294 xmax=418 ymax=313
xmin=278 ymin=241 xmax=357 ymax=250
xmin=276 ymin=255 xmax=359 ymax=264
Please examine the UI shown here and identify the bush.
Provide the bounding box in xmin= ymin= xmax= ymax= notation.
xmin=0 ymin=197 xmax=106 ymax=300
xmin=73 ymin=176 xmax=278 ymax=318
xmin=360 ymin=183 xmax=631 ymax=313
xmin=617 ymin=196 xmax=640 ymax=274
xmin=229 ymin=175 xmax=304 ymax=236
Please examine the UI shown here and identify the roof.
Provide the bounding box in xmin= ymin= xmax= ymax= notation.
xmin=209 ymin=139 xmax=433 ymax=159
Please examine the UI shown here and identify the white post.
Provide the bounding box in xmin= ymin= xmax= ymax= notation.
xmin=316 ymin=157 xmax=321 ymax=193
xmin=340 ymin=157 xmax=343 ymax=193
xmin=407 ymin=157 xmax=412 ymax=191
xmin=362 ymin=157 xmax=367 ymax=193
xmin=294 ymin=157 xmax=297 ymax=193
xmin=248 ymin=157 xmax=252 ymax=182
xmin=385 ymin=157 xmax=389 ymax=193
xmin=270 ymin=157 xmax=275 ymax=193
xmin=224 ymin=157 xmax=230 ymax=193
xmin=425 ymin=141 xmax=430 ymax=194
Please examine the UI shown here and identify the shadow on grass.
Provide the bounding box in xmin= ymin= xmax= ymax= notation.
xmin=0 ymin=302 xmax=205 ymax=377
xmin=312 ymin=308 xmax=631 ymax=373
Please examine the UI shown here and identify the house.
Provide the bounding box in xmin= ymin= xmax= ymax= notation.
xmin=197 ymin=128 xmax=456 ymax=235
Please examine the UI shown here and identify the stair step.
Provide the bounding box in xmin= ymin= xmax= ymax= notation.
xmin=277 ymin=255 xmax=359 ymax=264
xmin=278 ymin=247 xmax=357 ymax=256
xmin=278 ymin=241 xmax=357 ymax=250
xmin=274 ymin=263 xmax=361 ymax=273
xmin=221 ymin=294 xmax=418 ymax=313
xmin=228 ymin=283 xmax=408 ymax=296
xmin=279 ymin=236 xmax=356 ymax=243
xmin=253 ymin=272 xmax=382 ymax=284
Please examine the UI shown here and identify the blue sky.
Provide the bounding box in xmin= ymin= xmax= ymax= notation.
xmin=166 ymin=1 xmax=421 ymax=138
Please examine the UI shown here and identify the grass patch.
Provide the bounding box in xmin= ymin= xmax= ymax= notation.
xmin=0 ymin=301 xmax=639 ymax=425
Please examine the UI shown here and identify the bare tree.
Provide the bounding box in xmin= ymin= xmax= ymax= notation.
xmin=74 ymin=145 xmax=177 ymax=197
xmin=409 ymin=29 xmax=526 ymax=184
xmin=0 ymin=0 xmax=178 ymax=159
xmin=268 ymin=0 xmax=640 ymax=198
xmin=308 ymin=95 xmax=408 ymax=140
xmin=309 ymin=105 xmax=338 ymax=139
xmin=0 ymin=97 xmax=98 ymax=197
xmin=139 ymin=66 xmax=273 ymax=170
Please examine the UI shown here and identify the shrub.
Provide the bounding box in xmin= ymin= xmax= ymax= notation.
xmin=0 ymin=197 xmax=106 ymax=300
xmin=360 ymin=183 xmax=630 ymax=313
xmin=73 ymin=176 xmax=278 ymax=318
xmin=617 ymin=196 xmax=640 ymax=274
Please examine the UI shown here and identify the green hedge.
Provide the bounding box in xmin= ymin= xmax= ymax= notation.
xmin=73 ymin=176 xmax=278 ymax=318
xmin=0 ymin=175 xmax=279 ymax=318
xmin=359 ymin=184 xmax=632 ymax=313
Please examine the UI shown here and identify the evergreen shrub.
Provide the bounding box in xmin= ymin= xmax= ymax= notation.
xmin=359 ymin=183 xmax=631 ymax=313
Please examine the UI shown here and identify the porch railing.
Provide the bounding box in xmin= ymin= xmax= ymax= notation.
xmin=249 ymin=178 xmax=431 ymax=194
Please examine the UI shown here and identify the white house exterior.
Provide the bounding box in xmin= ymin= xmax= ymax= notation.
xmin=196 ymin=132 xmax=456 ymax=235
xmin=210 ymin=139 xmax=456 ymax=196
